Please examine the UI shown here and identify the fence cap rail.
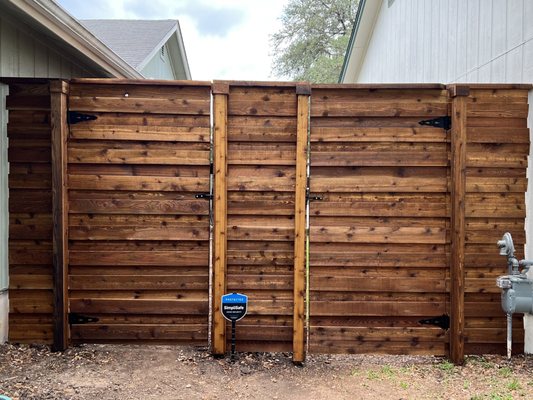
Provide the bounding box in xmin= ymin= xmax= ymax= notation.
xmin=312 ymin=83 xmax=446 ymax=89
xmin=212 ymin=80 xmax=308 ymax=88
xmin=448 ymin=83 xmax=532 ymax=90
xmin=69 ymin=78 xmax=212 ymax=87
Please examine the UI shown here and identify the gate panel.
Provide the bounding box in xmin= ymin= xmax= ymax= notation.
xmin=223 ymin=83 xmax=301 ymax=352
xmin=67 ymin=80 xmax=211 ymax=343
xmin=309 ymin=86 xmax=450 ymax=355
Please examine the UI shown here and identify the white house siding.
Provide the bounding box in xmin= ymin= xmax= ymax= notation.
xmin=0 ymin=13 xmax=97 ymax=78
xmin=352 ymin=0 xmax=533 ymax=352
xmin=141 ymin=45 xmax=177 ymax=80
xmin=356 ymin=0 xmax=533 ymax=85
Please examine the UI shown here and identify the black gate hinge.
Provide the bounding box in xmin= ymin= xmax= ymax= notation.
xmin=69 ymin=313 xmax=99 ymax=325
xmin=419 ymin=116 xmax=451 ymax=130
xmin=419 ymin=314 xmax=450 ymax=330
xmin=195 ymin=193 xmax=213 ymax=200
xmin=68 ymin=111 xmax=98 ymax=125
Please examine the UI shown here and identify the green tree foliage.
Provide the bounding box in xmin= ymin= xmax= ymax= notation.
xmin=270 ymin=0 xmax=359 ymax=83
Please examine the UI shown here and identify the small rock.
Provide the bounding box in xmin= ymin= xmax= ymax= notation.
xmin=185 ymin=384 xmax=192 ymax=389
xmin=240 ymin=366 xmax=252 ymax=375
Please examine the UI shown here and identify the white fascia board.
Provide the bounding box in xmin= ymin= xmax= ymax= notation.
xmin=6 ymin=0 xmax=143 ymax=78
xmin=175 ymin=21 xmax=191 ymax=80
xmin=340 ymin=0 xmax=382 ymax=83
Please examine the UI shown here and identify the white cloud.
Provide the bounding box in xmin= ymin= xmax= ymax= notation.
xmin=57 ymin=0 xmax=289 ymax=80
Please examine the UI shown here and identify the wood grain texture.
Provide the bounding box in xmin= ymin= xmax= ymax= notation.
xmin=224 ymin=85 xmax=299 ymax=355
xmin=308 ymin=86 xmax=451 ymax=357
xmin=65 ymin=82 xmax=211 ymax=346
xmin=212 ymin=93 xmax=228 ymax=355
xmin=450 ymin=93 xmax=467 ymax=365
xmin=49 ymin=81 xmax=69 ymax=351
xmin=461 ymin=87 xmax=528 ymax=358
xmin=7 ymin=81 xmax=54 ymax=344
xmin=292 ymin=94 xmax=308 ymax=363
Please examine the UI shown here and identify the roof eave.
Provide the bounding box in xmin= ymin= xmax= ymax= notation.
xmin=7 ymin=0 xmax=143 ymax=79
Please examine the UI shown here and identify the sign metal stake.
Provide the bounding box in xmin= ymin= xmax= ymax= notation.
xmin=231 ymin=320 xmax=236 ymax=362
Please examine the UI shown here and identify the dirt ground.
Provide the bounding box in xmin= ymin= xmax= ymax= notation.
xmin=1 ymin=344 xmax=533 ymax=400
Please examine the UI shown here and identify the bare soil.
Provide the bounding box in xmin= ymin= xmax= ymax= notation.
xmin=1 ymin=344 xmax=533 ymax=400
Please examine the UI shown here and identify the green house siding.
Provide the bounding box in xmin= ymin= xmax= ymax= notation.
xmin=141 ymin=45 xmax=180 ymax=80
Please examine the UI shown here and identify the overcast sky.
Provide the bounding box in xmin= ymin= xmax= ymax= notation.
xmin=56 ymin=0 xmax=289 ymax=80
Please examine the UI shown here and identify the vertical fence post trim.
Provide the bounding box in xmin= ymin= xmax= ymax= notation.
xmin=293 ymin=85 xmax=310 ymax=363
xmin=449 ymin=84 xmax=469 ymax=365
xmin=212 ymin=83 xmax=229 ymax=355
xmin=50 ymin=80 xmax=69 ymax=352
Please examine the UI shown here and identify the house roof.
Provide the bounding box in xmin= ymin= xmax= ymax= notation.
xmin=81 ymin=19 xmax=177 ymax=70
xmin=3 ymin=0 xmax=143 ymax=78
xmin=338 ymin=0 xmax=382 ymax=83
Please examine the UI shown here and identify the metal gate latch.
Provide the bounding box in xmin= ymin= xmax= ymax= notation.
xmin=68 ymin=313 xmax=99 ymax=325
xmin=195 ymin=193 xmax=213 ymax=200
xmin=419 ymin=314 xmax=450 ymax=330
xmin=68 ymin=111 xmax=97 ymax=125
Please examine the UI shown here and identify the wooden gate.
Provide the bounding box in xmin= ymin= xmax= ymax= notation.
xmin=64 ymin=80 xmax=212 ymax=344
xmin=308 ymin=85 xmax=451 ymax=355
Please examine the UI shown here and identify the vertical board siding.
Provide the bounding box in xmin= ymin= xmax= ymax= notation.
xmin=463 ymin=87 xmax=529 ymax=354
xmin=7 ymin=82 xmax=54 ymax=343
xmin=224 ymin=84 xmax=300 ymax=352
xmin=354 ymin=0 xmax=533 ymax=85
xmin=66 ymin=82 xmax=211 ymax=344
xmin=0 ymin=14 xmax=99 ymax=79
xmin=308 ymin=86 xmax=451 ymax=355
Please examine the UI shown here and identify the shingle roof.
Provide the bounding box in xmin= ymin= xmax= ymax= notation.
xmin=80 ymin=19 xmax=177 ymax=69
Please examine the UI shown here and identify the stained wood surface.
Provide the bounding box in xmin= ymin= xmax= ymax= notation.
xmin=212 ymin=93 xmax=228 ymax=355
xmin=292 ymin=94 xmax=309 ymax=362
xmin=7 ymin=80 xmax=529 ymax=359
xmin=6 ymin=83 xmax=54 ymax=344
xmin=224 ymin=84 xmax=300 ymax=353
xmin=461 ymin=88 xmax=529 ymax=355
xmin=308 ymin=87 xmax=451 ymax=356
xmin=66 ymin=82 xmax=211 ymax=344
xmin=50 ymin=80 xmax=70 ymax=351
xmin=450 ymin=91 xmax=467 ymax=364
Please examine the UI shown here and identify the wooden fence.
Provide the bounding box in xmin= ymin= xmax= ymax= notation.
xmin=4 ymin=78 xmax=530 ymax=364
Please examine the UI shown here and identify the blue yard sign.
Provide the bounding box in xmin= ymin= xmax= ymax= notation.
xmin=221 ymin=293 xmax=248 ymax=322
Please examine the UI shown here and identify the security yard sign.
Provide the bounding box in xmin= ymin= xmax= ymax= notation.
xmin=221 ymin=293 xmax=248 ymax=321
xmin=221 ymin=293 xmax=248 ymax=360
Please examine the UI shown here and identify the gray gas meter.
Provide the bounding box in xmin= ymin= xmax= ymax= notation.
xmin=496 ymin=232 xmax=533 ymax=358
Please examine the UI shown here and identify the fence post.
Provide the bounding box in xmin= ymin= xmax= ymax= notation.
xmin=212 ymin=82 xmax=229 ymax=356
xmin=293 ymin=84 xmax=310 ymax=363
xmin=50 ymin=80 xmax=69 ymax=352
xmin=449 ymin=84 xmax=469 ymax=364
